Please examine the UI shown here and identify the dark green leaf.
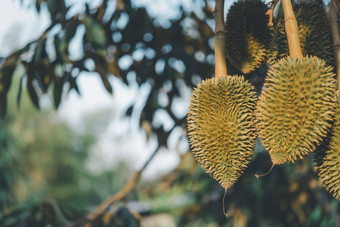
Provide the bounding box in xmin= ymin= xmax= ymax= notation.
xmin=126 ymin=105 xmax=133 ymax=117
xmin=35 ymin=1 xmax=41 ymax=13
xmin=101 ymin=76 xmax=113 ymax=94
xmin=16 ymin=76 xmax=25 ymax=109
xmin=27 ymin=80 xmax=40 ymax=109
xmin=69 ymin=76 xmax=80 ymax=95
xmin=0 ymin=94 xmax=7 ymax=119
xmin=64 ymin=19 xmax=79 ymax=43
xmin=53 ymin=78 xmax=63 ymax=108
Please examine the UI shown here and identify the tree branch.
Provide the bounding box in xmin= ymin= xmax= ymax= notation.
xmin=214 ymin=0 xmax=227 ymax=77
xmin=67 ymin=145 xmax=161 ymax=226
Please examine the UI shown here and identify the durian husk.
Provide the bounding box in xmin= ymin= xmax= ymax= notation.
xmin=314 ymin=91 xmax=340 ymax=201
xmin=187 ymin=75 xmax=257 ymax=190
xmin=256 ymin=56 xmax=337 ymax=165
xmin=268 ymin=1 xmax=334 ymax=66
xmin=225 ymin=1 xmax=272 ymax=74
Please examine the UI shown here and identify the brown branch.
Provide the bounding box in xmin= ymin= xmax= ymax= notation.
xmin=266 ymin=0 xmax=279 ymax=26
xmin=331 ymin=0 xmax=340 ymax=90
xmin=2 ymin=22 xmax=55 ymax=61
xmin=281 ymin=0 xmax=303 ymax=58
xmin=67 ymin=145 xmax=161 ymax=226
xmin=43 ymin=199 xmax=71 ymax=225
xmin=87 ymin=171 xmax=142 ymax=220
xmin=214 ymin=0 xmax=227 ymax=77
xmin=87 ymin=146 xmax=160 ymax=220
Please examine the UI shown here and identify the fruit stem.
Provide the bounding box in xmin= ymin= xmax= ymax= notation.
xmin=330 ymin=0 xmax=340 ymax=90
xmin=281 ymin=0 xmax=303 ymax=58
xmin=214 ymin=0 xmax=228 ymax=77
xmin=222 ymin=189 xmax=228 ymax=217
xmin=255 ymin=163 xmax=275 ymax=178
xmin=266 ymin=0 xmax=280 ymax=26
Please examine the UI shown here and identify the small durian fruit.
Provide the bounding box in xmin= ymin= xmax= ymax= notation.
xmin=225 ymin=0 xmax=272 ymax=74
xmin=314 ymin=91 xmax=340 ymax=201
xmin=187 ymin=75 xmax=257 ymax=190
xmin=256 ymin=56 xmax=337 ymax=165
xmin=268 ymin=1 xmax=334 ymax=66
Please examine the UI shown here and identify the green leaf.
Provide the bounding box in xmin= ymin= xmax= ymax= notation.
xmin=27 ymin=80 xmax=40 ymax=109
xmin=69 ymin=76 xmax=80 ymax=95
xmin=16 ymin=76 xmax=25 ymax=109
xmin=53 ymin=78 xmax=64 ymax=109
xmin=0 ymin=94 xmax=7 ymax=119
xmin=100 ymin=76 xmax=113 ymax=95
xmin=83 ymin=16 xmax=107 ymax=47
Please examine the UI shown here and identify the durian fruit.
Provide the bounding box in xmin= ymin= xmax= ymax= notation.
xmin=256 ymin=56 xmax=337 ymax=165
xmin=225 ymin=0 xmax=272 ymax=74
xmin=268 ymin=1 xmax=334 ymax=66
xmin=314 ymin=91 xmax=340 ymax=201
xmin=187 ymin=75 xmax=257 ymax=189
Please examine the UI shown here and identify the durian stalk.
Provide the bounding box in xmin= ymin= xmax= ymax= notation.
xmin=330 ymin=0 xmax=340 ymax=90
xmin=266 ymin=0 xmax=279 ymax=26
xmin=214 ymin=0 xmax=227 ymax=77
xmin=281 ymin=0 xmax=303 ymax=58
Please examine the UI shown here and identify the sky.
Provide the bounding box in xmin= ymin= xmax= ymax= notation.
xmin=0 ymin=0 xmax=191 ymax=179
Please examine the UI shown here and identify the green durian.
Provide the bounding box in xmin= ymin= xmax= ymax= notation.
xmin=269 ymin=1 xmax=334 ymax=66
xmin=187 ymin=75 xmax=257 ymax=189
xmin=225 ymin=0 xmax=272 ymax=74
xmin=256 ymin=56 xmax=337 ymax=165
xmin=314 ymin=91 xmax=340 ymax=201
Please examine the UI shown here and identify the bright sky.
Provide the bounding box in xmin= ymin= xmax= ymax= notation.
xmin=0 ymin=0 xmax=189 ymax=179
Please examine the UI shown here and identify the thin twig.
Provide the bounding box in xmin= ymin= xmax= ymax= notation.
xmin=88 ymin=145 xmax=160 ymax=220
xmin=87 ymin=171 xmax=143 ymax=220
xmin=331 ymin=0 xmax=340 ymax=90
xmin=266 ymin=0 xmax=280 ymax=26
xmin=43 ymin=199 xmax=71 ymax=225
xmin=214 ymin=0 xmax=227 ymax=77
xmin=67 ymin=145 xmax=161 ymax=226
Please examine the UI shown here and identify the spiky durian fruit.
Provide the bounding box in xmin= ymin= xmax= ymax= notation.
xmin=256 ymin=56 xmax=337 ymax=165
xmin=314 ymin=91 xmax=340 ymax=201
xmin=269 ymin=1 xmax=334 ymax=66
xmin=187 ymin=76 xmax=257 ymax=189
xmin=225 ymin=1 xmax=272 ymax=74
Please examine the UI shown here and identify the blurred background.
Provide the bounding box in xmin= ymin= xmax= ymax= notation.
xmin=0 ymin=0 xmax=339 ymax=226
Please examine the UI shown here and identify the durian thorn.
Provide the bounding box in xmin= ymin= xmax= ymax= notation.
xmin=214 ymin=0 xmax=227 ymax=77
xmin=222 ymin=188 xmax=229 ymax=217
xmin=330 ymin=0 xmax=340 ymax=90
xmin=255 ymin=163 xmax=275 ymax=178
xmin=266 ymin=0 xmax=279 ymax=27
xmin=281 ymin=0 xmax=303 ymax=58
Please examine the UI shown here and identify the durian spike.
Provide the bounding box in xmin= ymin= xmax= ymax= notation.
xmin=281 ymin=0 xmax=303 ymax=58
xmin=255 ymin=163 xmax=275 ymax=178
xmin=214 ymin=0 xmax=227 ymax=77
xmin=330 ymin=0 xmax=340 ymax=90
